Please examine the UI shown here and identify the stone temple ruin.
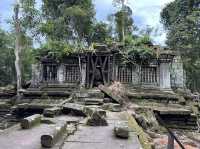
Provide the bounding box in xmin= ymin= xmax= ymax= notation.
xmin=0 ymin=44 xmax=199 ymax=149
xmin=31 ymin=44 xmax=184 ymax=91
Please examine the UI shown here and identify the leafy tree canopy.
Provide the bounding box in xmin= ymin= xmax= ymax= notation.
xmin=161 ymin=0 xmax=200 ymax=91
xmin=41 ymin=0 xmax=95 ymax=44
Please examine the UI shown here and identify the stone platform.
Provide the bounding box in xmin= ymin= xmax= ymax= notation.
xmin=0 ymin=116 xmax=81 ymax=149
xmin=0 ymin=112 xmax=141 ymax=149
xmin=63 ymin=123 xmax=140 ymax=149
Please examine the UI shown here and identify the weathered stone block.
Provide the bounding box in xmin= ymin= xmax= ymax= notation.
xmin=134 ymin=115 xmax=149 ymax=130
xmin=43 ymin=107 xmax=61 ymax=118
xmin=114 ymin=121 xmax=129 ymax=139
xmin=83 ymin=106 xmax=106 ymax=117
xmin=98 ymin=85 xmax=124 ymax=105
xmin=84 ymin=98 xmax=104 ymax=105
xmin=41 ymin=122 xmax=67 ymax=148
xmin=102 ymin=103 xmax=122 ymax=112
xmin=86 ymin=110 xmax=108 ymax=126
xmin=62 ymin=103 xmax=86 ymax=116
xmin=20 ymin=114 xmax=41 ymax=129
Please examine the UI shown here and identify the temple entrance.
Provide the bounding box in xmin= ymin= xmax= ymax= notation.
xmin=42 ymin=64 xmax=58 ymax=83
xmin=86 ymin=54 xmax=111 ymax=88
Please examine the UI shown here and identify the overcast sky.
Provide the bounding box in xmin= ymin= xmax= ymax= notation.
xmin=0 ymin=0 xmax=174 ymax=45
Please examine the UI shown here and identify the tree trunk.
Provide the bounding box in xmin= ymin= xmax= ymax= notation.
xmin=121 ymin=0 xmax=125 ymax=43
xmin=14 ymin=1 xmax=22 ymax=99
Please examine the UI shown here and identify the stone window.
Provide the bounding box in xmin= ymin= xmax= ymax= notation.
xmin=141 ymin=66 xmax=158 ymax=85
xmin=65 ymin=65 xmax=80 ymax=83
xmin=117 ymin=66 xmax=132 ymax=83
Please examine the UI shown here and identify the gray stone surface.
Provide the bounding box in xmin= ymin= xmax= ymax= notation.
xmin=63 ymin=120 xmax=141 ymax=149
xmin=0 ymin=113 xmax=141 ymax=149
xmin=0 ymin=116 xmax=82 ymax=149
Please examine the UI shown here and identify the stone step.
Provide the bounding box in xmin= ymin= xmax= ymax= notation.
xmin=22 ymin=90 xmax=71 ymax=97
xmin=75 ymin=89 xmax=104 ymax=99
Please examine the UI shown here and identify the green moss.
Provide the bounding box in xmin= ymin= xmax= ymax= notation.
xmin=124 ymin=112 xmax=153 ymax=149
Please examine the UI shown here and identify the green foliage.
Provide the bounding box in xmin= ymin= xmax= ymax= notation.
xmin=35 ymin=39 xmax=94 ymax=60
xmin=121 ymin=35 xmax=155 ymax=64
xmin=0 ymin=29 xmax=15 ymax=85
xmin=161 ymin=0 xmax=200 ymax=91
xmin=115 ymin=6 xmax=135 ymax=40
xmin=0 ymin=29 xmax=34 ymax=86
xmin=35 ymin=40 xmax=74 ymax=58
xmin=91 ymin=22 xmax=112 ymax=43
xmin=18 ymin=0 xmax=41 ymax=36
xmin=125 ymin=35 xmax=152 ymax=47
xmin=42 ymin=0 xmax=95 ymax=43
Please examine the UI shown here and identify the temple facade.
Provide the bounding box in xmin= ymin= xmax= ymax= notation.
xmin=31 ymin=45 xmax=184 ymax=90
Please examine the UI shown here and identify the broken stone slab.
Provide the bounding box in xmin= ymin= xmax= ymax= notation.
xmin=20 ymin=114 xmax=42 ymax=129
xmin=86 ymin=110 xmax=108 ymax=126
xmin=134 ymin=114 xmax=150 ymax=130
xmin=83 ymin=106 xmax=106 ymax=117
xmin=84 ymin=98 xmax=104 ymax=105
xmin=41 ymin=118 xmax=56 ymax=124
xmin=154 ymin=108 xmax=192 ymax=115
xmin=43 ymin=107 xmax=61 ymax=118
xmin=114 ymin=121 xmax=129 ymax=139
xmin=62 ymin=103 xmax=86 ymax=116
xmin=87 ymin=89 xmax=105 ymax=98
xmin=41 ymin=121 xmax=68 ymax=148
xmin=76 ymin=90 xmax=104 ymax=98
xmin=67 ymin=123 xmax=77 ymax=135
xmin=98 ymin=85 xmax=124 ymax=105
xmin=102 ymin=103 xmax=122 ymax=112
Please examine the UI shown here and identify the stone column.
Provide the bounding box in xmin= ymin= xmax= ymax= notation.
xmin=31 ymin=64 xmax=41 ymax=88
xmin=57 ymin=64 xmax=65 ymax=84
xmin=171 ymin=56 xmax=185 ymax=88
xmin=132 ymin=65 xmax=140 ymax=85
xmin=159 ymin=63 xmax=171 ymax=90
xmin=81 ymin=62 xmax=86 ymax=88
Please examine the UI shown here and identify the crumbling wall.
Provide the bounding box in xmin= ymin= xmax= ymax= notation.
xmin=171 ymin=56 xmax=185 ymax=89
xmin=30 ymin=64 xmax=42 ymax=88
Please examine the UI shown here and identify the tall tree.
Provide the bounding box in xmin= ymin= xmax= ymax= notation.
xmin=161 ymin=0 xmax=200 ymax=91
xmin=112 ymin=0 xmax=135 ymax=42
xmin=41 ymin=0 xmax=95 ymax=44
xmin=14 ymin=0 xmax=22 ymax=97
xmin=12 ymin=0 xmax=38 ymax=96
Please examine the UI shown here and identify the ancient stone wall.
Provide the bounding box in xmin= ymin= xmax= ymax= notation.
xmin=170 ymin=56 xmax=185 ymax=89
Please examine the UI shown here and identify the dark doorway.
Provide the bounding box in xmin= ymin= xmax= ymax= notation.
xmin=86 ymin=54 xmax=111 ymax=88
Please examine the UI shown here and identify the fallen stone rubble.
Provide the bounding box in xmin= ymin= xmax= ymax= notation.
xmin=86 ymin=110 xmax=108 ymax=126
xmin=21 ymin=114 xmax=41 ymax=129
